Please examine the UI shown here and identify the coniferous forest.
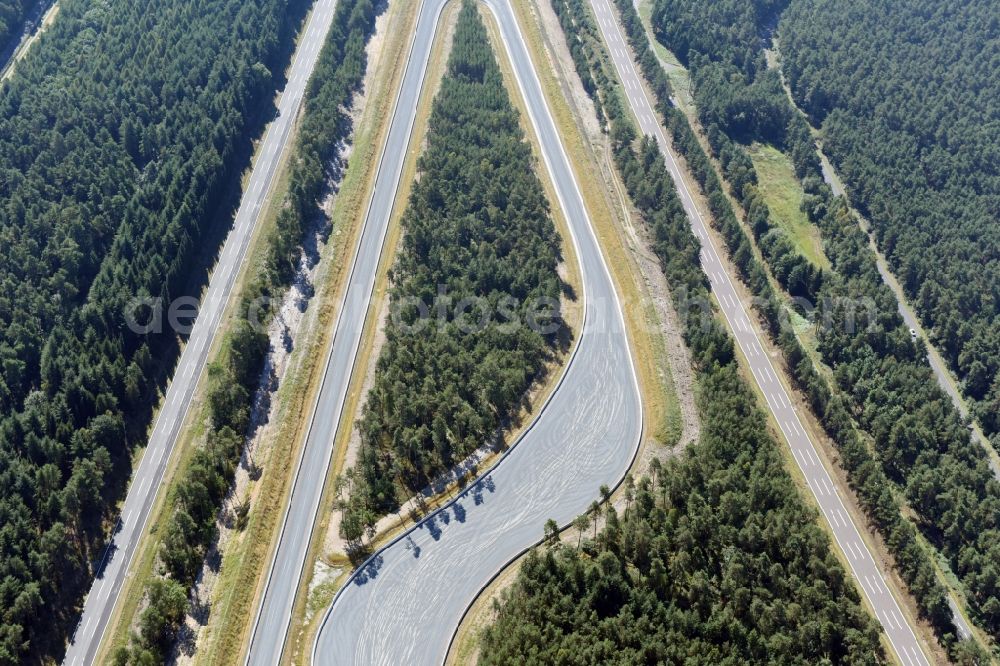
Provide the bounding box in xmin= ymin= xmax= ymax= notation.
xmin=653 ymin=0 xmax=1000 ymax=445
xmin=649 ymin=0 xmax=1000 ymax=652
xmin=0 ymin=0 xmax=995 ymax=661
xmin=0 ymin=0 xmax=309 ymax=661
xmin=338 ymin=1 xmax=565 ymax=546
xmin=111 ymin=0 xmax=381 ymax=661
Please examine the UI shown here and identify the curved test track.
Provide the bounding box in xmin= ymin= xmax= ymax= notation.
xmin=310 ymin=0 xmax=642 ymax=663
xmin=313 ymin=0 xmax=642 ymax=665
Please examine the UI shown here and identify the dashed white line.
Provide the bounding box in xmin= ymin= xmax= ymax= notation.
xmin=826 ymin=477 xmax=837 ymax=497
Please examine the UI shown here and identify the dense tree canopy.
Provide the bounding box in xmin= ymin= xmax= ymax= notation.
xmin=339 ymin=1 xmax=565 ymax=545
xmin=0 ymin=0 xmax=310 ymax=661
xmin=541 ymin=0 xmax=996 ymax=659
xmin=650 ymin=0 xmax=825 ymax=303
xmin=779 ymin=0 xmax=1000 ymax=440
xmin=651 ymin=0 xmax=1000 ymax=650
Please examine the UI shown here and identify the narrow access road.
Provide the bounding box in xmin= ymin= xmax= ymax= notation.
xmin=61 ymin=1 xmax=340 ymax=663
xmin=242 ymin=0 xmax=454 ymax=662
xmin=589 ymin=1 xmax=934 ymax=664
xmin=808 ymin=75 xmax=994 ymax=486
xmin=869 ymin=216 xmax=999 ymax=480
xmin=310 ymin=0 xmax=643 ymax=663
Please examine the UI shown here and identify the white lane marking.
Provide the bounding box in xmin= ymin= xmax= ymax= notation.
xmin=822 ymin=476 xmax=834 ymax=496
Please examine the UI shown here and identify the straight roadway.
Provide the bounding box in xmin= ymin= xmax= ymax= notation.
xmin=243 ymin=0 xmax=459 ymax=662
xmin=588 ymin=0 xmax=938 ymax=663
xmin=61 ymin=0 xmax=340 ymax=662
xmin=310 ymin=0 xmax=643 ymax=663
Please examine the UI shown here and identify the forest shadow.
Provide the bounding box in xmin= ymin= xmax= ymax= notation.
xmin=415 ymin=475 xmax=494 ymax=545
xmin=351 ymin=553 xmax=384 ymax=586
xmin=174 ymin=589 xmax=210 ymax=659
xmin=468 ymin=474 xmax=496 ymax=506
xmin=404 ymin=534 xmax=421 ymax=559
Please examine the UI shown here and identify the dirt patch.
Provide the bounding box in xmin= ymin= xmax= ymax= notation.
xmin=532 ymin=0 xmax=604 ymax=141
xmin=622 ymin=204 xmax=701 ymax=456
xmin=171 ymin=203 xmax=332 ymax=664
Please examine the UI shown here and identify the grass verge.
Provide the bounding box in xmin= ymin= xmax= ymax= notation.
xmin=747 ymin=142 xmax=831 ymax=270
xmin=635 ymin=0 xmax=692 ymax=113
